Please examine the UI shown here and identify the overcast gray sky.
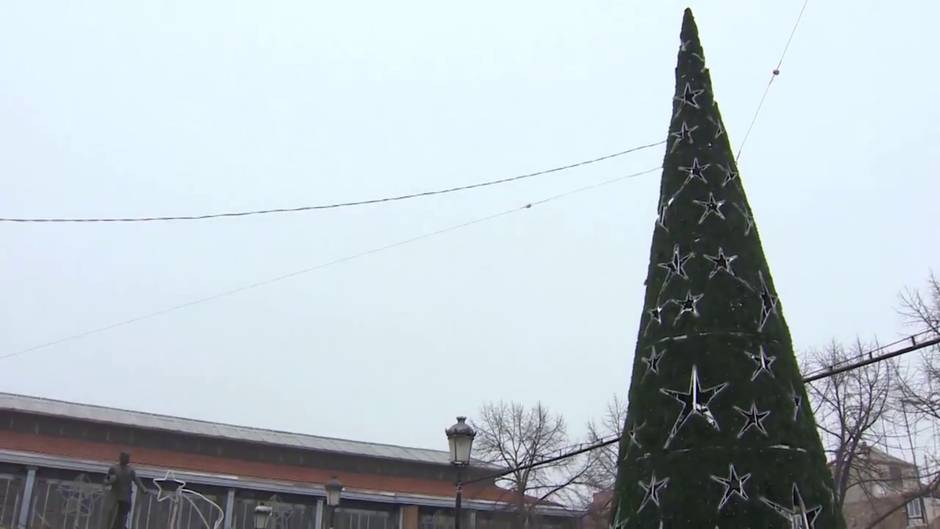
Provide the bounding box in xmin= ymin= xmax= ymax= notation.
xmin=1 ymin=0 xmax=937 ymax=452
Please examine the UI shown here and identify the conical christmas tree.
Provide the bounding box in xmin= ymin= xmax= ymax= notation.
xmin=612 ymin=9 xmax=844 ymax=529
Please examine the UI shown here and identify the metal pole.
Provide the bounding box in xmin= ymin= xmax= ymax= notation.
xmin=314 ymin=500 xmax=324 ymax=529
xmin=17 ymin=467 xmax=37 ymax=529
xmin=455 ymin=467 xmax=463 ymax=529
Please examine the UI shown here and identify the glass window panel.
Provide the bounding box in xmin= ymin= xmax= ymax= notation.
xmin=0 ymin=473 xmax=25 ymax=529
xmin=131 ymin=485 xmax=222 ymax=529
xmin=30 ymin=474 xmax=108 ymax=529
xmin=232 ymin=494 xmax=315 ymax=529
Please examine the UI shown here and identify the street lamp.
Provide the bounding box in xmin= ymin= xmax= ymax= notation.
xmin=253 ymin=504 xmax=273 ymax=529
xmin=325 ymin=477 xmax=344 ymax=529
xmin=445 ymin=416 xmax=476 ymax=529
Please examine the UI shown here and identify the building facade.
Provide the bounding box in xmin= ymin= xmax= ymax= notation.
xmin=0 ymin=393 xmax=577 ymax=529
xmin=839 ymin=445 xmax=939 ymax=529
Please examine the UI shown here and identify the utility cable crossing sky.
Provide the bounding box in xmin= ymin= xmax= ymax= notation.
xmin=0 ymin=166 xmax=662 ymax=361
xmin=0 ymin=141 xmax=664 ymax=224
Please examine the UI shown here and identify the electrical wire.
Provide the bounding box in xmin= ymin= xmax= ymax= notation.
xmin=0 ymin=166 xmax=662 ymax=361
xmin=735 ymin=0 xmax=809 ymax=162
xmin=0 ymin=142 xmax=665 ymax=224
xmin=800 ymin=330 xmax=936 ymax=380
xmin=466 ymin=336 xmax=940 ymax=484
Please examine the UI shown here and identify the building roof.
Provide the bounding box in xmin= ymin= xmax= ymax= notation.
xmin=859 ymin=444 xmax=917 ymax=468
xmin=0 ymin=392 xmax=483 ymax=467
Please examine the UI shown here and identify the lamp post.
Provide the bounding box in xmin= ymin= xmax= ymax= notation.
xmin=253 ymin=503 xmax=273 ymax=529
xmin=325 ymin=476 xmax=344 ymax=529
xmin=445 ymin=416 xmax=476 ymax=529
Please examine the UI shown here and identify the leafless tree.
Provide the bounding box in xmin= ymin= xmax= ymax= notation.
xmin=471 ymin=401 xmax=590 ymax=529
xmin=583 ymin=395 xmax=627 ymax=492
xmin=896 ymin=272 xmax=940 ymax=422
xmin=580 ymin=395 xmax=627 ymax=529
xmin=804 ymin=339 xmax=897 ymax=509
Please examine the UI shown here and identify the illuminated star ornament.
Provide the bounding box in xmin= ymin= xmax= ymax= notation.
xmin=791 ymin=386 xmax=803 ymax=421
xmin=672 ymin=290 xmax=704 ymax=324
xmin=680 ymin=158 xmax=709 ymax=183
xmin=709 ymin=115 xmax=725 ymax=138
xmin=703 ymin=247 xmax=737 ymax=279
xmin=154 ymin=471 xmax=187 ymax=502
xmin=693 ymin=193 xmax=726 ymax=224
xmin=610 ymin=504 xmax=629 ymax=529
xmin=761 ymin=484 xmax=822 ymax=529
xmin=658 ymin=244 xmax=694 ymax=283
xmin=757 ymin=271 xmax=779 ymax=331
xmin=152 ymin=471 xmax=226 ymax=529
xmin=733 ymin=202 xmax=755 ymax=236
xmin=648 ymin=306 xmax=663 ymax=326
xmin=642 ymin=346 xmax=666 ymax=376
xmin=656 ymin=197 xmax=672 ymax=231
xmin=624 ymin=421 xmax=646 ymax=453
xmin=670 ymin=122 xmax=698 ymax=152
xmin=660 ymin=365 xmax=728 ymax=448
xmin=675 ymin=83 xmax=705 ymax=111
xmin=734 ymin=402 xmax=771 ymax=438
xmin=747 ymin=345 xmax=776 ymax=381
xmin=720 ymin=163 xmax=739 ymax=187
xmin=58 ymin=475 xmax=102 ymax=517
xmin=637 ymin=471 xmax=670 ymax=512
xmin=710 ymin=464 xmax=751 ymax=511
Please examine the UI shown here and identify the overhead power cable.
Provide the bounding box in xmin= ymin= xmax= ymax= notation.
xmin=0 ymin=166 xmax=662 ymax=361
xmin=735 ymin=0 xmax=809 ymax=162
xmin=466 ymin=334 xmax=940 ymax=485
xmin=799 ymin=329 xmax=937 ymax=380
xmin=0 ymin=141 xmax=665 ymax=224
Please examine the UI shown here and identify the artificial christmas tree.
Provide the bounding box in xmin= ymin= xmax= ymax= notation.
xmin=612 ymin=9 xmax=844 ymax=529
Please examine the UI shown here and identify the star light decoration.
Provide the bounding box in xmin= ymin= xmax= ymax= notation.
xmin=610 ymin=504 xmax=629 ymax=529
xmin=624 ymin=421 xmax=646 ymax=454
xmin=648 ymin=306 xmax=664 ymax=326
xmin=734 ymin=402 xmax=771 ymax=438
xmin=58 ymin=474 xmax=102 ymax=518
xmin=637 ymin=471 xmax=670 ymax=512
xmin=719 ymin=164 xmax=739 ymax=187
xmin=709 ymin=464 xmax=751 ymax=511
xmin=733 ymin=202 xmax=755 ymax=236
xmin=154 ymin=471 xmax=187 ymax=502
xmin=642 ymin=346 xmax=666 ymax=376
xmin=761 ymin=484 xmax=822 ymax=529
xmin=757 ymin=271 xmax=779 ymax=332
xmin=670 ymin=122 xmax=698 ymax=153
xmin=268 ymin=496 xmax=295 ymax=527
xmin=672 ymin=290 xmax=704 ymax=324
xmin=152 ymin=471 xmax=225 ymax=529
xmin=660 ymin=365 xmax=728 ymax=448
xmin=658 ymin=244 xmax=693 ymax=284
xmin=656 ymin=196 xmax=675 ymax=232
xmin=679 ymin=158 xmax=709 ymax=184
xmin=675 ymin=83 xmax=705 ymax=111
xmin=747 ymin=345 xmax=777 ymax=381
xmin=709 ymin=115 xmax=725 ymax=139
xmin=693 ymin=193 xmax=726 ymax=224
xmin=703 ymin=247 xmax=737 ymax=279
xmin=791 ymin=386 xmax=804 ymax=422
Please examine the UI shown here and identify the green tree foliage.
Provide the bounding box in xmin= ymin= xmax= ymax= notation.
xmin=612 ymin=9 xmax=844 ymax=529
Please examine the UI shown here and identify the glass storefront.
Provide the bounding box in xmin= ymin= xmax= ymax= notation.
xmin=0 ymin=472 xmax=25 ymax=529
